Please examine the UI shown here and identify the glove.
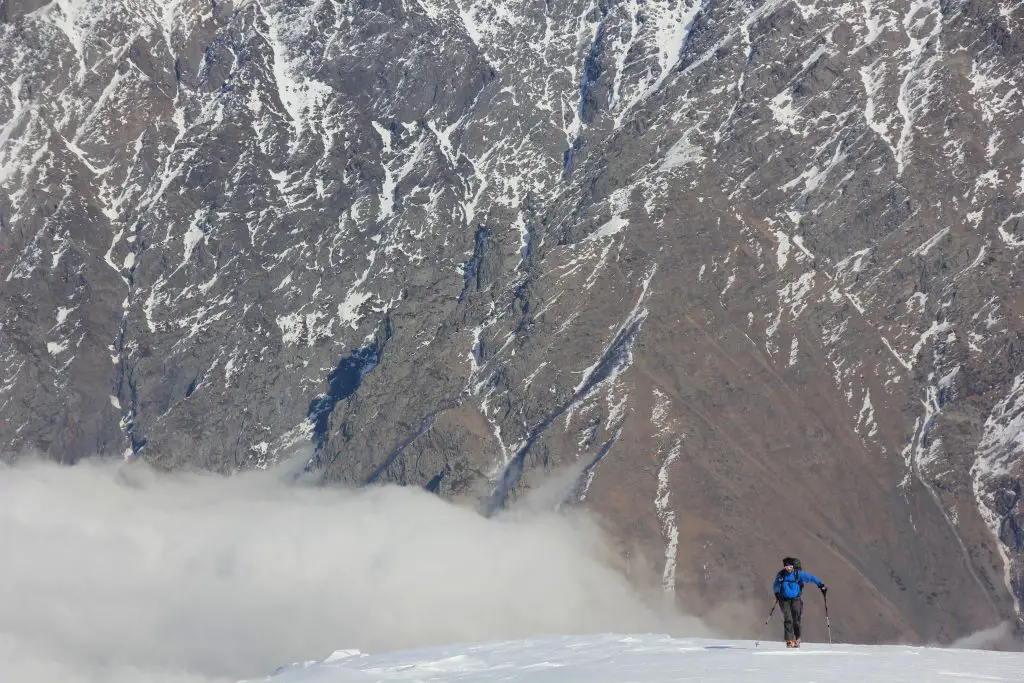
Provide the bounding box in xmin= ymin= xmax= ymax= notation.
xmin=820 ymin=584 xmax=827 ymax=594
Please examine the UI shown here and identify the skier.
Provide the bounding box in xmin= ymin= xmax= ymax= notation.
xmin=772 ymin=557 xmax=826 ymax=648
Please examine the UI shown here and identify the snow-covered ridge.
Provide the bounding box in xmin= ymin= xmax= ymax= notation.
xmin=252 ymin=634 xmax=1024 ymax=683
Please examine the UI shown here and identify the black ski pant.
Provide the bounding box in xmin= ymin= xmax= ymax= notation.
xmin=779 ymin=597 xmax=803 ymax=641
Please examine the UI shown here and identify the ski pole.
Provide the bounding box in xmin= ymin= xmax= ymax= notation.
xmin=823 ymin=592 xmax=832 ymax=646
xmin=754 ymin=597 xmax=778 ymax=648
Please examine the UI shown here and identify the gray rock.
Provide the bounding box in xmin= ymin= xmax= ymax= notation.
xmin=1 ymin=0 xmax=1022 ymax=644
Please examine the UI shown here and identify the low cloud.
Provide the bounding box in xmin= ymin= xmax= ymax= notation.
xmin=0 ymin=458 xmax=706 ymax=683
xmin=950 ymin=621 xmax=1018 ymax=651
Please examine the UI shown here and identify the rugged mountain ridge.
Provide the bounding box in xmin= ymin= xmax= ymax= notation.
xmin=1 ymin=0 xmax=1022 ymax=644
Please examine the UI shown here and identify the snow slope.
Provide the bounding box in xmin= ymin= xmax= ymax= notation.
xmin=255 ymin=634 xmax=1022 ymax=683
xmin=249 ymin=634 xmax=1024 ymax=683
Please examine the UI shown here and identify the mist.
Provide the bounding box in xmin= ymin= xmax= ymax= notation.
xmin=949 ymin=621 xmax=1019 ymax=651
xmin=0 ymin=458 xmax=708 ymax=683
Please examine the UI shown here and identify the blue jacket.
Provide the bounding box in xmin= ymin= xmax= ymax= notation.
xmin=773 ymin=569 xmax=823 ymax=599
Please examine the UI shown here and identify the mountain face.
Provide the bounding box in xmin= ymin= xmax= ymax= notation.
xmin=1 ymin=0 xmax=1022 ymax=644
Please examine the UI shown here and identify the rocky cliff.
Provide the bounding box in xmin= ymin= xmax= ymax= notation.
xmin=1 ymin=0 xmax=1022 ymax=644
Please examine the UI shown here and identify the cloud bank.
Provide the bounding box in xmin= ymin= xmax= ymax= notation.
xmin=0 ymin=458 xmax=705 ymax=683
